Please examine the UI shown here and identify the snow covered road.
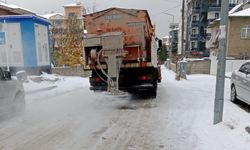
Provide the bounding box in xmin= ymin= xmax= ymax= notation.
xmin=0 ymin=67 xmax=250 ymax=150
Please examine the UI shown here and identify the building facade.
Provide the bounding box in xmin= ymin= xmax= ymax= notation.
xmin=228 ymin=3 xmax=250 ymax=59
xmin=169 ymin=23 xmax=179 ymax=56
xmin=184 ymin=0 xmax=240 ymax=57
xmin=206 ymin=1 xmax=250 ymax=74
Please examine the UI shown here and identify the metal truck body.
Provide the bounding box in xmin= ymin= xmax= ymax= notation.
xmin=83 ymin=8 xmax=161 ymax=97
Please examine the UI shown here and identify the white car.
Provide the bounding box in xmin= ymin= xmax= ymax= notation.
xmin=231 ymin=62 xmax=250 ymax=104
xmin=0 ymin=68 xmax=25 ymax=118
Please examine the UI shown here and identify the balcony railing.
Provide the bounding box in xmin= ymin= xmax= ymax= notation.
xmin=191 ymin=21 xmax=199 ymax=27
xmin=191 ymin=34 xmax=199 ymax=41
xmin=208 ymin=3 xmax=221 ymax=11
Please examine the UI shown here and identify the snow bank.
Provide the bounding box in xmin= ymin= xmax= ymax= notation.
xmin=24 ymin=74 xmax=89 ymax=102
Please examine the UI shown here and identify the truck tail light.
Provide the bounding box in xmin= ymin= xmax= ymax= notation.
xmin=95 ymin=77 xmax=102 ymax=82
xmin=140 ymin=75 xmax=148 ymax=81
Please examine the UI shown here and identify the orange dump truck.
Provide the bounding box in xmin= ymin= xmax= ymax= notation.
xmin=83 ymin=8 xmax=161 ymax=97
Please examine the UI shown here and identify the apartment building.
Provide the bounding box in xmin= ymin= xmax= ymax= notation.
xmin=184 ymin=0 xmax=239 ymax=57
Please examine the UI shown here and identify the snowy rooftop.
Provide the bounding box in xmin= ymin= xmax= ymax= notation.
xmin=63 ymin=3 xmax=83 ymax=7
xmin=42 ymin=13 xmax=64 ymax=19
xmin=0 ymin=1 xmax=36 ymax=15
xmin=230 ymin=7 xmax=250 ymax=17
xmin=229 ymin=3 xmax=244 ymax=14
xmin=163 ymin=35 xmax=170 ymax=39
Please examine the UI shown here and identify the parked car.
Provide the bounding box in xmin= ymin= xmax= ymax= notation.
xmin=231 ymin=62 xmax=250 ymax=104
xmin=0 ymin=68 xmax=25 ymax=118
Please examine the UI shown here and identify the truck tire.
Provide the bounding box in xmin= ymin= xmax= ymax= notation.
xmin=151 ymin=88 xmax=157 ymax=98
xmin=151 ymin=73 xmax=158 ymax=98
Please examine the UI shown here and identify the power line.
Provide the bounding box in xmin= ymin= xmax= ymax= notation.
xmin=160 ymin=0 xmax=182 ymax=3
xmin=152 ymin=4 xmax=181 ymax=17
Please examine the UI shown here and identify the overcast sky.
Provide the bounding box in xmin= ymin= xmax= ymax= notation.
xmin=6 ymin=0 xmax=182 ymax=38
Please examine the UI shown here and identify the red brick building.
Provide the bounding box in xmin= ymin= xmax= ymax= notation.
xmin=0 ymin=2 xmax=35 ymax=15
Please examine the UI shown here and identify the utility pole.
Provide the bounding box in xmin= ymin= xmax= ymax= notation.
xmin=181 ymin=0 xmax=185 ymax=56
xmin=213 ymin=0 xmax=229 ymax=125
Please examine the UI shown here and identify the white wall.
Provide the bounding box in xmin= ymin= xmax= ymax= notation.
xmin=226 ymin=60 xmax=250 ymax=72
xmin=210 ymin=52 xmax=250 ymax=75
xmin=207 ymin=11 xmax=220 ymax=20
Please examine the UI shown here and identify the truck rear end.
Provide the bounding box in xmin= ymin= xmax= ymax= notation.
xmin=83 ymin=8 xmax=161 ymax=97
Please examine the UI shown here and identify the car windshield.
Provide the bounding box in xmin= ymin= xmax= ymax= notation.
xmin=0 ymin=1 xmax=249 ymax=150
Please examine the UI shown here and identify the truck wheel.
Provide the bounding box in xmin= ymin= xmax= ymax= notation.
xmin=151 ymin=88 xmax=157 ymax=98
xmin=151 ymin=77 xmax=157 ymax=98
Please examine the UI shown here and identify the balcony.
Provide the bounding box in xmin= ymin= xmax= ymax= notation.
xmin=208 ymin=3 xmax=221 ymax=11
xmin=191 ymin=34 xmax=199 ymax=41
xmin=192 ymin=6 xmax=200 ymax=14
xmin=191 ymin=21 xmax=199 ymax=27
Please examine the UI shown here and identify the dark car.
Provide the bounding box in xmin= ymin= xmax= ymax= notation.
xmin=231 ymin=62 xmax=250 ymax=104
xmin=0 ymin=68 xmax=25 ymax=118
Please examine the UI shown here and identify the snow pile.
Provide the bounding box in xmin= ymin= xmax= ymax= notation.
xmin=41 ymin=72 xmax=60 ymax=81
xmin=24 ymin=73 xmax=89 ymax=101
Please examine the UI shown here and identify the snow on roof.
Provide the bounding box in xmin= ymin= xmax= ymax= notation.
xmin=63 ymin=3 xmax=83 ymax=7
xmin=0 ymin=1 xmax=18 ymax=9
xmin=229 ymin=3 xmax=244 ymax=14
xmin=229 ymin=7 xmax=250 ymax=17
xmin=0 ymin=1 xmax=36 ymax=14
xmin=163 ymin=35 xmax=169 ymax=39
xmin=42 ymin=13 xmax=64 ymax=19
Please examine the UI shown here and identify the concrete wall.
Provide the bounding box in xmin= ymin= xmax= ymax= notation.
xmin=169 ymin=60 xmax=211 ymax=74
xmin=227 ymin=17 xmax=250 ymax=59
xmin=52 ymin=66 xmax=91 ymax=77
xmin=186 ymin=60 xmax=211 ymax=74
xmin=226 ymin=60 xmax=250 ymax=72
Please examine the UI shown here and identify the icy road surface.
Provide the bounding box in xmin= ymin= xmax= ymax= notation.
xmin=0 ymin=67 xmax=250 ymax=150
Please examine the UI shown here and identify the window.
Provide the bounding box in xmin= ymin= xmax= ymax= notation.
xmin=0 ymin=32 xmax=6 ymax=45
xmin=241 ymin=25 xmax=250 ymax=39
xmin=215 ymin=13 xmax=219 ymax=19
xmin=191 ymin=41 xmax=197 ymax=49
xmin=192 ymin=28 xmax=197 ymax=35
xmin=193 ymin=16 xmax=197 ymax=21
xmin=239 ymin=63 xmax=250 ymax=74
xmin=68 ymin=12 xmax=77 ymax=18
xmin=229 ymin=0 xmax=238 ymax=4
